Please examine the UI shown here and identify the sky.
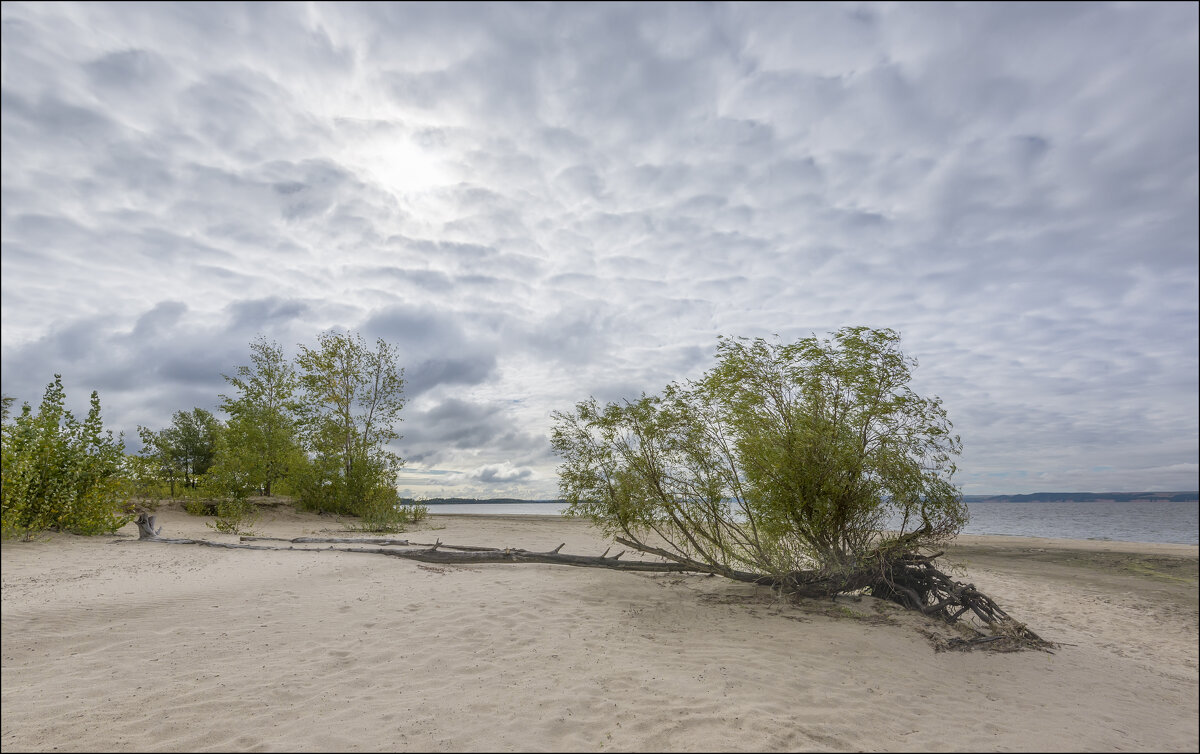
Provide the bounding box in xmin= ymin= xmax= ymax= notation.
xmin=1 ymin=2 xmax=1197 ymax=499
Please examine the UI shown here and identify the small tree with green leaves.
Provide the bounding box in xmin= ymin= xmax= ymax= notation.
xmin=136 ymin=425 xmax=183 ymax=498
xmin=217 ymin=337 xmax=303 ymax=497
xmin=1 ymin=376 xmax=134 ymax=538
xmin=552 ymin=327 xmax=968 ymax=598
xmin=138 ymin=408 xmax=221 ymax=497
xmin=168 ymin=408 xmax=220 ymax=490
xmin=293 ymin=330 xmax=407 ymax=518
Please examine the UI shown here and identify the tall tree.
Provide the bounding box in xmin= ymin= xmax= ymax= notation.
xmin=293 ymin=330 xmax=406 ymax=514
xmin=217 ymin=337 xmax=302 ymax=497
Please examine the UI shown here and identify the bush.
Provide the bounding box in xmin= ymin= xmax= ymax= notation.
xmin=122 ymin=454 xmax=167 ymax=511
xmin=406 ymin=502 xmax=429 ymax=524
xmin=207 ymin=498 xmax=259 ymax=535
xmin=344 ymin=489 xmax=426 ymax=533
xmin=183 ymin=499 xmax=214 ymax=516
xmin=290 ymin=452 xmax=404 ymax=520
xmin=1 ymin=378 xmax=134 ymax=539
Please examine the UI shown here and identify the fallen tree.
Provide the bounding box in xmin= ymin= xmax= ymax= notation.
xmin=132 ymin=513 xmax=1051 ymax=651
xmin=549 ymin=328 xmax=1053 ymax=650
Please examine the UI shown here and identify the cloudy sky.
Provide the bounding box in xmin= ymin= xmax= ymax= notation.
xmin=2 ymin=2 xmax=1196 ymax=499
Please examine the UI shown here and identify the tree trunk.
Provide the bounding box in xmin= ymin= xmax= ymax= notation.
xmin=135 ymin=513 xmax=161 ymax=539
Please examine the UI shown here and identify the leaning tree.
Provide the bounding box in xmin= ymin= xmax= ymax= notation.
xmin=552 ymin=327 xmax=1044 ymax=645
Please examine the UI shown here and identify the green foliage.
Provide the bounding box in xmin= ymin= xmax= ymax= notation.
xmin=343 ymin=489 xmax=426 ymax=533
xmin=289 ymin=451 xmax=402 ymax=519
xmin=552 ymin=327 xmax=966 ymax=588
xmin=182 ymin=498 xmax=212 ymax=517
xmin=204 ymin=421 xmax=293 ymax=505
xmin=167 ymin=408 xmax=220 ymax=488
xmin=217 ymin=337 xmax=303 ymax=497
xmin=137 ymin=409 xmax=220 ymax=495
xmin=207 ymin=498 xmax=259 ymax=535
xmin=406 ymin=502 xmax=429 ymax=524
xmin=173 ymin=471 xmax=259 ymax=534
xmin=1 ymin=376 xmax=134 ymax=538
xmin=287 ymin=451 xmax=341 ymax=514
xmin=1 ymin=331 xmax=408 ymax=537
xmin=293 ymin=330 xmax=406 ymax=516
xmin=171 ymin=472 xmax=218 ymax=514
xmin=136 ymin=425 xmax=183 ymax=498
xmin=122 ymin=453 xmax=167 ymax=510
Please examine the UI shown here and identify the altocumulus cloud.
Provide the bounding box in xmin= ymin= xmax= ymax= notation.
xmin=471 ymin=463 xmax=535 ymax=485
xmin=1 ymin=2 xmax=1196 ymax=498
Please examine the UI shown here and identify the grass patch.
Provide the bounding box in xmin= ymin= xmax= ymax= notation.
xmin=1121 ymin=557 xmax=1197 ymax=584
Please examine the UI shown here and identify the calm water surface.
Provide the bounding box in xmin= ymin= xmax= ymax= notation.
xmin=956 ymin=500 xmax=1197 ymax=545
xmin=425 ymin=500 xmax=1198 ymax=545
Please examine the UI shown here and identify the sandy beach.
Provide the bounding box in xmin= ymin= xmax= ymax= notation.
xmin=2 ymin=505 xmax=1196 ymax=752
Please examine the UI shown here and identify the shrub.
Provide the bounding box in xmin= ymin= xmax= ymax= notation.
xmin=183 ymin=499 xmax=213 ymax=516
xmin=344 ymin=489 xmax=426 ymax=533
xmin=122 ymin=454 xmax=167 ymax=512
xmin=207 ymin=498 xmax=259 ymax=535
xmin=1 ymin=377 xmax=134 ymax=539
xmin=406 ymin=502 xmax=429 ymax=524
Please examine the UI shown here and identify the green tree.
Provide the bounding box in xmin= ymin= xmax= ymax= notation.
xmin=551 ymin=327 xmax=966 ymax=597
xmin=137 ymin=408 xmax=220 ymax=495
xmin=1 ymin=376 xmax=133 ymax=538
xmin=167 ymin=408 xmax=220 ymax=489
xmin=217 ymin=337 xmax=303 ymax=497
xmin=293 ymin=330 xmax=406 ymax=515
xmin=136 ymin=425 xmax=182 ymax=497
xmin=205 ymin=425 xmax=257 ymax=502
xmin=122 ymin=451 xmax=168 ymax=508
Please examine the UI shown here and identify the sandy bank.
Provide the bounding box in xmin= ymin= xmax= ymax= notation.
xmin=2 ymin=506 xmax=1196 ymax=752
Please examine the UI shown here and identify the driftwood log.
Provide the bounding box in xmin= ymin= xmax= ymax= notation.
xmin=131 ymin=513 xmax=1051 ymax=651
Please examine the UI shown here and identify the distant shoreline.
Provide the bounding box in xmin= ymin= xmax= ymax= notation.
xmin=410 ymin=492 xmax=1199 ymax=505
xmin=961 ymin=491 xmax=1198 ymax=503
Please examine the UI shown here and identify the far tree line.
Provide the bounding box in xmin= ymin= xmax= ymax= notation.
xmin=1 ymin=330 xmax=413 ymax=539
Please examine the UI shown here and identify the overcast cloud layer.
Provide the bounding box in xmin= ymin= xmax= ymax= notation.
xmin=2 ymin=2 xmax=1197 ymax=498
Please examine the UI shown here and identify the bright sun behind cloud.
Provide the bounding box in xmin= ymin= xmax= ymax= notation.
xmin=346 ymin=132 xmax=451 ymax=195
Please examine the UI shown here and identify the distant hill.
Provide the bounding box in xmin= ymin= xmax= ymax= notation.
xmin=962 ymin=491 xmax=1198 ymax=503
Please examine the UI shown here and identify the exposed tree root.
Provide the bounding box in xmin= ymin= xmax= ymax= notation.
xmin=610 ymin=534 xmax=1053 ymax=650
xmin=131 ymin=514 xmax=1052 ymax=651
xmin=873 ymin=551 xmax=1052 ymax=651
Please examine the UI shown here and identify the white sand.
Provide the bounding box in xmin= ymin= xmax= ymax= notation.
xmin=2 ymin=506 xmax=1196 ymax=752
